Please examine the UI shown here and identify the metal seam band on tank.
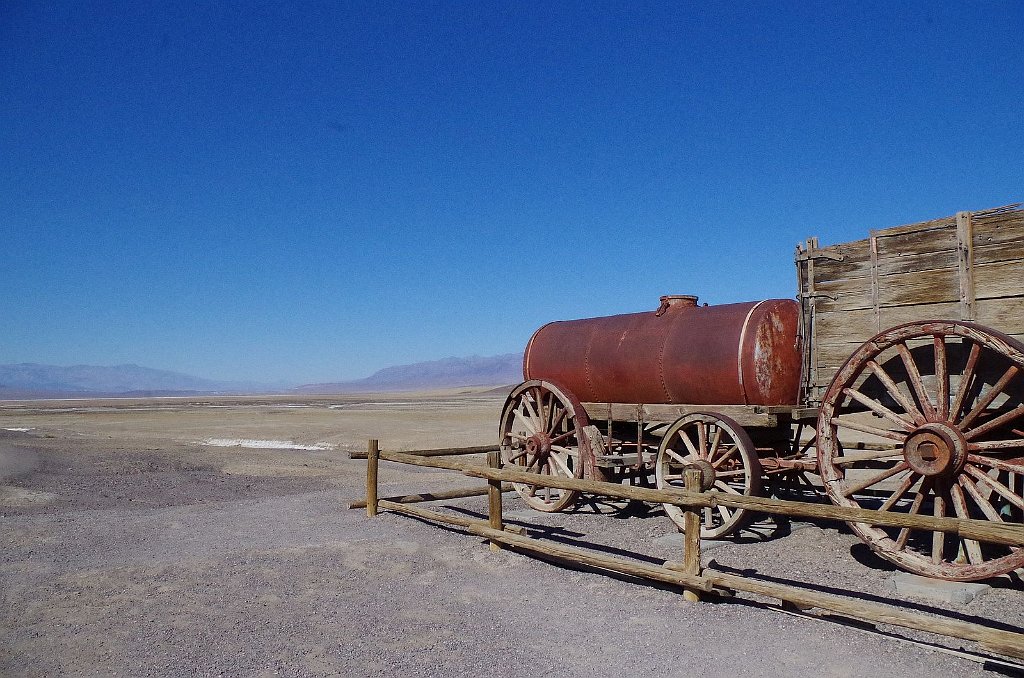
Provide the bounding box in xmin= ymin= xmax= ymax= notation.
xmin=656 ymin=327 xmax=672 ymax=403
xmin=736 ymin=300 xmax=770 ymax=406
xmin=522 ymin=321 xmax=551 ymax=382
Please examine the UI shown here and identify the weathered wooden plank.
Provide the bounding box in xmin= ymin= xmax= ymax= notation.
xmin=814 ymin=268 xmax=962 ymax=312
xmin=815 ymin=303 xmax=963 ymax=345
xmin=972 ymin=209 xmax=1024 ymax=247
xmin=976 ymin=296 xmax=1024 ymax=332
xmin=973 ymin=241 xmax=1024 ymax=266
xmin=874 ymin=223 xmax=958 ymax=259
xmin=816 ymin=340 xmax=871 ymax=369
xmin=804 ymin=239 xmax=871 ymax=282
xmin=581 ymin=402 xmax=785 ymax=427
xmin=870 ymin=214 xmax=957 ymax=239
xmin=876 ymin=267 xmax=961 ymax=307
xmin=975 ymin=260 xmax=1024 ymax=301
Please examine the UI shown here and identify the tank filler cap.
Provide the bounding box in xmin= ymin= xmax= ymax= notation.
xmin=655 ymin=295 xmax=699 ymax=316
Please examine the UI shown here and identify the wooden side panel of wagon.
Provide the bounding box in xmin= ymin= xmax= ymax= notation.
xmin=796 ymin=204 xmax=1024 ymax=404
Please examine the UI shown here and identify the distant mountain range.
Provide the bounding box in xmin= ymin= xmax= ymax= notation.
xmin=295 ymin=353 xmax=522 ymax=393
xmin=0 ymin=363 xmax=277 ymax=398
xmin=0 ymin=354 xmax=523 ymax=399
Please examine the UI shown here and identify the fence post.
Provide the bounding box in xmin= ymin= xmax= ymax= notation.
xmin=487 ymin=449 xmax=503 ymax=551
xmin=366 ymin=439 xmax=379 ymax=517
xmin=682 ymin=467 xmax=703 ymax=602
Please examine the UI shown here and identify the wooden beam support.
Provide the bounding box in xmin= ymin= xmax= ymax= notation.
xmin=351 ymin=444 xmax=496 ymax=459
xmin=366 ymin=439 xmax=379 ymax=517
xmin=487 ymin=449 xmax=503 ymax=552
xmin=349 ymin=484 xmax=512 ymax=510
xmin=681 ymin=468 xmax=703 ymax=602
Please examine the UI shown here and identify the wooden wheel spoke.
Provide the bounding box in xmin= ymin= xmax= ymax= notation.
xmin=896 ymin=342 xmax=937 ymax=420
xmin=549 ymin=430 xmax=574 ymax=446
xmin=549 ymin=444 xmax=578 ymax=458
xmin=878 ymin=471 xmax=920 ymax=512
xmin=934 ymin=336 xmax=949 ymax=420
xmin=697 ymin=423 xmax=708 ymax=458
xmin=678 ymin=430 xmax=701 ymax=458
xmin=842 ymin=387 xmax=915 ymax=432
xmin=841 ymin=461 xmax=910 ymax=497
xmin=964 ymin=404 xmax=1024 ymax=441
xmin=967 ymin=454 xmax=1024 ymax=474
xmin=710 ymin=444 xmax=739 ymax=468
xmin=548 ymin=450 xmax=573 ymax=478
xmin=548 ymin=406 xmax=567 ymax=434
xmin=713 ymin=480 xmax=742 ymax=495
xmin=866 ymin=360 xmax=926 ymax=426
xmin=715 ymin=504 xmax=733 ymax=525
xmin=950 ymin=341 xmax=981 ymax=423
xmin=513 ymin=407 xmax=537 ymax=436
xmin=708 ymin=427 xmax=723 ymax=459
xmin=949 ymin=483 xmax=985 ymax=565
xmin=507 ymin=449 xmax=528 ymax=463
xmin=830 ymin=417 xmax=905 ymax=442
xmin=969 ymin=439 xmax=1024 ymax=451
xmin=958 ymin=475 xmax=1005 ymax=523
xmin=960 ymin=365 xmax=1020 ymax=430
xmin=964 ymin=465 xmax=1024 ymax=511
xmin=664 ymin=447 xmax=689 ymax=465
xmin=519 ymin=400 xmax=541 ymax=432
xmin=895 ymin=481 xmax=930 ymax=550
xmin=714 ymin=469 xmax=748 ymax=479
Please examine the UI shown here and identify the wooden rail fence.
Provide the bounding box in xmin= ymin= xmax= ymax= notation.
xmin=350 ymin=439 xmax=1024 ymax=661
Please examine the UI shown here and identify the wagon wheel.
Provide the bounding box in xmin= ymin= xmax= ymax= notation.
xmin=655 ymin=413 xmax=763 ymax=539
xmin=818 ymin=321 xmax=1024 ymax=581
xmin=498 ymin=380 xmax=590 ymax=512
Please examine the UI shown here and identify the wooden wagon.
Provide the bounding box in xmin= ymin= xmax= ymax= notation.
xmin=498 ymin=204 xmax=1024 ymax=581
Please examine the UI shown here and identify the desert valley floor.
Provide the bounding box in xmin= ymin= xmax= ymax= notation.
xmin=1 ymin=391 xmax=1021 ymax=677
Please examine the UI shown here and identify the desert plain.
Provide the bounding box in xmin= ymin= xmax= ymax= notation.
xmin=1 ymin=390 xmax=1021 ymax=677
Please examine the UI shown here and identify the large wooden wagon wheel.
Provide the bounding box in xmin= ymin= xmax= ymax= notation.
xmin=818 ymin=321 xmax=1024 ymax=581
xmin=655 ymin=413 xmax=763 ymax=539
xmin=498 ymin=380 xmax=591 ymax=512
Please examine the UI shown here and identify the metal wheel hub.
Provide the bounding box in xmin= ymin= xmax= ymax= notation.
xmin=688 ymin=459 xmax=716 ymax=491
xmin=903 ymin=423 xmax=967 ymax=478
xmin=526 ymin=432 xmax=552 ymax=461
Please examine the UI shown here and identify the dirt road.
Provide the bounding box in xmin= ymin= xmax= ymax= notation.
xmin=1 ymin=394 xmax=1019 ymax=676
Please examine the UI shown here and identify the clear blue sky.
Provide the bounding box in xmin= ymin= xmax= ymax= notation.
xmin=2 ymin=1 xmax=1021 ymax=384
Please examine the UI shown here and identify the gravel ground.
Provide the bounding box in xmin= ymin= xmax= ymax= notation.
xmin=1 ymin=399 xmax=1022 ymax=677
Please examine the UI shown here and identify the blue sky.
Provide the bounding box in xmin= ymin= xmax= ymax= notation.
xmin=2 ymin=1 xmax=1021 ymax=384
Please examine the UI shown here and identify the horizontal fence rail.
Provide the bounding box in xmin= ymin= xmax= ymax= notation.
xmin=370 ymin=448 xmax=1024 ymax=547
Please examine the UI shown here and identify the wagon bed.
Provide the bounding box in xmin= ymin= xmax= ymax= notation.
xmin=798 ymin=204 xmax=1024 ymax=403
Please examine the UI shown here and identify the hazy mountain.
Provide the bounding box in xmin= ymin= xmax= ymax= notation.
xmin=0 ymin=363 xmax=276 ymax=397
xmin=0 ymin=353 xmax=524 ymax=399
xmin=296 ymin=353 xmax=523 ymax=393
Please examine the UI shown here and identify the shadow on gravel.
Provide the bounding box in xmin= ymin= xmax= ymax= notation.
xmin=706 ymin=559 xmax=1024 ymax=634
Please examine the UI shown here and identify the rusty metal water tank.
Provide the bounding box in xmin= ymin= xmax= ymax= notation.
xmin=522 ymin=296 xmax=802 ymax=406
